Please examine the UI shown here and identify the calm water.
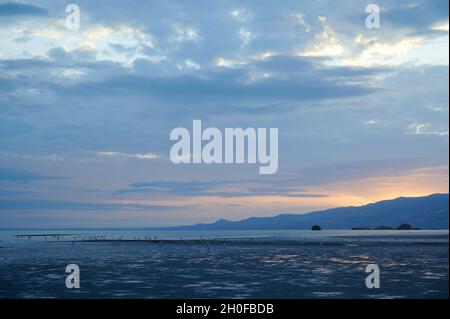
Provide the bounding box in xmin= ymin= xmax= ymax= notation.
xmin=0 ymin=229 xmax=448 ymax=298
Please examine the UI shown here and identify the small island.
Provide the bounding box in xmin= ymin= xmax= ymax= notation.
xmin=350 ymin=224 xmax=415 ymax=230
xmin=374 ymin=226 xmax=394 ymax=230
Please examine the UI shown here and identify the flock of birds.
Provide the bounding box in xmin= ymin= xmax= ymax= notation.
xmin=15 ymin=234 xmax=228 ymax=246
xmin=13 ymin=233 xmax=347 ymax=248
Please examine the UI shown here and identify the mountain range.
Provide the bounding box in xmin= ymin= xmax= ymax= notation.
xmin=165 ymin=193 xmax=449 ymax=230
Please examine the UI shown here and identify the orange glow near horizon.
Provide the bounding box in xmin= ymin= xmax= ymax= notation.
xmin=106 ymin=165 xmax=448 ymax=221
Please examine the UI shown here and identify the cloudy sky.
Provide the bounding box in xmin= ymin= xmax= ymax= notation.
xmin=0 ymin=0 xmax=448 ymax=227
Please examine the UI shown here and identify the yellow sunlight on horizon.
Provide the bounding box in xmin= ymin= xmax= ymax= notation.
xmin=107 ymin=165 xmax=448 ymax=220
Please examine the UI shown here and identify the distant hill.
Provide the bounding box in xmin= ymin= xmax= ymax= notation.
xmin=167 ymin=194 xmax=449 ymax=230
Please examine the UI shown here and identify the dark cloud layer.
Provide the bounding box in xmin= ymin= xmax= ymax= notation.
xmin=0 ymin=2 xmax=47 ymax=16
xmin=0 ymin=167 xmax=67 ymax=181
xmin=0 ymin=199 xmax=183 ymax=211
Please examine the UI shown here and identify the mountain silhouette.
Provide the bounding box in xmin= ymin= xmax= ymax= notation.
xmin=167 ymin=193 xmax=449 ymax=230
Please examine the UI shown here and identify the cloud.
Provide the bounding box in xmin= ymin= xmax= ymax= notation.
xmin=0 ymin=167 xmax=67 ymax=181
xmin=382 ymin=0 xmax=449 ymax=34
xmin=0 ymin=199 xmax=184 ymax=211
xmin=408 ymin=123 xmax=449 ymax=136
xmin=172 ymin=25 xmax=201 ymax=42
xmin=0 ymin=2 xmax=47 ymax=17
xmin=176 ymin=59 xmax=200 ymax=71
xmin=119 ymin=180 xmax=241 ymax=196
xmin=290 ymin=13 xmax=311 ymax=32
xmin=342 ymin=36 xmax=423 ymax=67
xmin=54 ymin=55 xmax=379 ymax=112
xmin=210 ymin=191 xmax=327 ymax=198
xmin=298 ymin=24 xmax=344 ymax=57
xmin=0 ymin=22 xmax=157 ymax=65
xmin=230 ymin=8 xmax=253 ymax=22
xmin=291 ymin=157 xmax=449 ymax=187
xmin=117 ymin=179 xmax=327 ymax=198
xmin=238 ymin=28 xmax=252 ymax=47
xmin=297 ymin=22 xmax=446 ymax=67
xmin=432 ymin=21 xmax=449 ymax=31
xmin=96 ymin=151 xmax=158 ymax=160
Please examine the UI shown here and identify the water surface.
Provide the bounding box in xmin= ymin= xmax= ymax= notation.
xmin=0 ymin=229 xmax=448 ymax=298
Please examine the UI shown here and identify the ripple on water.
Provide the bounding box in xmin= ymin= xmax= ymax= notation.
xmin=0 ymin=241 xmax=448 ymax=298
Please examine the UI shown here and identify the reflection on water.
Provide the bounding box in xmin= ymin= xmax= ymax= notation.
xmin=0 ymin=230 xmax=448 ymax=298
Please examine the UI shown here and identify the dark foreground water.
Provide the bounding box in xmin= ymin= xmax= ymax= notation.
xmin=0 ymin=230 xmax=448 ymax=298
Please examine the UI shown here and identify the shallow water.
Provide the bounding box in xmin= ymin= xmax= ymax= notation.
xmin=0 ymin=230 xmax=448 ymax=298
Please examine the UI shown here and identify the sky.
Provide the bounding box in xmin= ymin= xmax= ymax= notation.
xmin=0 ymin=0 xmax=448 ymax=228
